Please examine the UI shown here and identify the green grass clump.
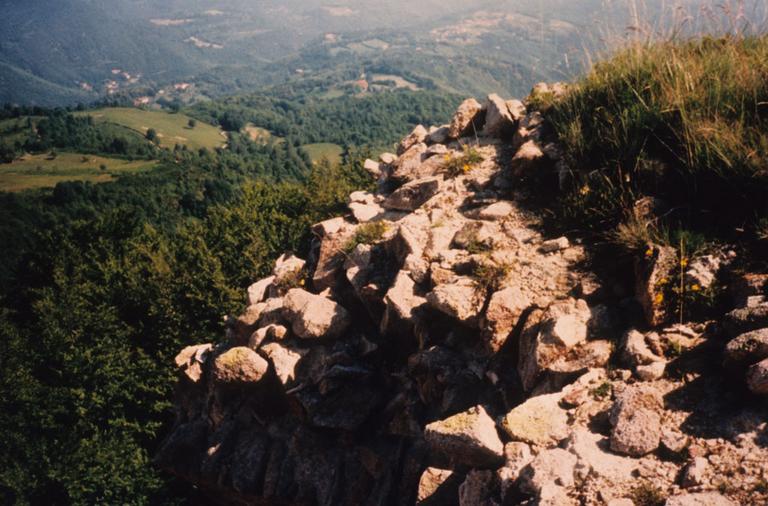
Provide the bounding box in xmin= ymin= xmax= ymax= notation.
xmin=471 ymin=262 xmax=510 ymax=297
xmin=548 ymin=35 xmax=768 ymax=246
xmin=343 ymin=221 xmax=389 ymax=254
xmin=443 ymin=146 xmax=483 ymax=178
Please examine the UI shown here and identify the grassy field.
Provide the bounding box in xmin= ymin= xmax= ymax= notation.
xmin=79 ymin=108 xmax=226 ymax=151
xmin=0 ymin=152 xmax=157 ymax=192
xmin=302 ymin=143 xmax=343 ymax=165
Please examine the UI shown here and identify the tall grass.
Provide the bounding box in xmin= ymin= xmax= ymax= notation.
xmin=546 ymin=31 xmax=768 ymax=249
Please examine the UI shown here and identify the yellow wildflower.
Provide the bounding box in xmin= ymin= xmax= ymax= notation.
xmin=299 ymin=279 xmax=305 ymax=286
xmin=579 ymin=185 xmax=590 ymax=196
xmin=653 ymin=292 xmax=664 ymax=305
xmin=462 ymin=163 xmax=470 ymax=173
xmin=690 ymin=284 xmax=700 ymax=292
xmin=645 ymin=247 xmax=654 ymax=258
xmin=680 ymin=257 xmax=688 ymax=268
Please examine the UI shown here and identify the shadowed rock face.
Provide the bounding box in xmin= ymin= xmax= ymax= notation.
xmin=158 ymin=90 xmax=768 ymax=506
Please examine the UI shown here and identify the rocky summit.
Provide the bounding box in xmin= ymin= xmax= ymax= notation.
xmin=157 ymin=88 xmax=768 ymax=506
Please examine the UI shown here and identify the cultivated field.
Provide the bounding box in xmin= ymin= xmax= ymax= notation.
xmin=0 ymin=152 xmax=157 ymax=192
xmin=79 ymin=108 xmax=226 ymax=150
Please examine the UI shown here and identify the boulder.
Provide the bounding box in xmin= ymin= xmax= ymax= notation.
xmin=509 ymin=140 xmax=544 ymax=177
xmin=609 ymin=384 xmax=663 ymax=456
xmin=349 ymin=202 xmax=384 ymax=223
xmin=636 ymin=361 xmax=667 ymax=381
xmin=685 ymin=253 xmax=725 ymax=289
xmin=505 ymin=99 xmax=526 ymax=121
xmin=259 ymin=342 xmax=305 ymax=388
xmin=518 ymin=298 xmax=591 ymax=391
xmin=449 ymin=98 xmax=484 ymax=139
xmin=248 ymin=324 xmax=288 ymax=349
xmin=424 ymin=405 xmax=504 ymax=468
xmin=256 ymin=297 xmax=285 ymax=328
xmin=497 ymin=442 xmax=533 ymax=498
xmin=282 ymin=289 xmax=350 ymax=340
xmin=311 ymin=216 xmax=346 ymax=238
xmin=427 ymin=126 xmax=450 ymax=145
xmin=665 ymin=492 xmax=737 ymax=506
xmin=381 ymin=270 xmax=426 ymax=336
xmin=518 ymin=448 xmax=577 ymax=495
xmin=483 ymin=286 xmax=530 ymax=351
xmin=746 ymin=358 xmax=768 ymax=394
xmin=312 ymin=225 xmax=354 ymax=291
xmin=482 ymin=94 xmax=517 ymax=138
xmin=380 ymin=152 xmax=398 ymax=165
xmin=723 ymin=306 xmax=768 ymax=338
xmin=212 ymin=347 xmax=269 ymax=385
xmin=174 ymin=343 xmax=213 ymax=383
xmin=426 ymin=277 xmax=483 ymax=324
xmin=247 ymin=276 xmax=275 ymax=305
xmin=232 ymin=304 xmax=265 ymax=345
xmin=565 ymin=428 xmax=637 ymax=482
xmin=621 ymin=329 xmax=663 ymax=367
xmin=723 ymin=328 xmax=768 ymax=368
xmin=635 ymin=243 xmax=677 ymax=327
xmin=383 ymin=176 xmax=441 ymax=211
xmin=501 ymin=392 xmax=569 ymax=447
xmin=398 ymin=124 xmax=429 ymax=155
xmin=390 ymin=142 xmax=428 ymax=182
xmin=458 ymin=470 xmax=498 ymax=506
xmin=363 ymin=159 xmax=382 ymax=178
xmin=417 ymin=467 xmax=455 ymax=504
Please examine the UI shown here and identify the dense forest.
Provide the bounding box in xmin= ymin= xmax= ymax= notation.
xmin=0 ymin=90 xmax=455 ymax=504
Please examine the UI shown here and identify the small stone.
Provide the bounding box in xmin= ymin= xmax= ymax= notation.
xmin=478 ymin=201 xmax=516 ymax=221
xmin=379 ymin=152 xmax=398 ymax=165
xmin=665 ymin=492 xmax=737 ymax=506
xmin=681 ymin=457 xmax=708 ymax=488
xmin=609 ymin=384 xmax=663 ymax=456
xmin=636 ymin=361 xmax=667 ymax=381
xmin=397 ymin=124 xmax=429 ymax=155
xmin=540 ymin=236 xmax=569 ymax=253
xmin=427 ymin=277 xmax=483 ymax=324
xmin=259 ymin=342 xmax=304 ymax=388
xmin=510 ymin=140 xmax=545 ymax=177
xmin=174 ymin=343 xmax=213 ymax=383
xmin=348 ymin=202 xmax=383 ymax=223
xmin=383 ymin=176 xmax=441 ymax=211
xmin=746 ymin=357 xmax=768 ymax=394
xmin=363 ymin=159 xmax=382 ymax=178
xmin=724 ymin=328 xmax=768 ymax=368
xmin=417 ymin=467 xmax=454 ymax=503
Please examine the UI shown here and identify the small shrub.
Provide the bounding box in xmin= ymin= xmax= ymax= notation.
xmin=343 ymin=221 xmax=388 ymax=255
xmin=465 ymin=235 xmax=493 ymax=255
xmin=630 ymin=482 xmax=666 ymax=506
xmin=471 ymin=262 xmax=510 ymax=297
xmin=590 ymin=381 xmax=613 ymax=400
xmin=443 ymin=146 xmax=483 ymax=178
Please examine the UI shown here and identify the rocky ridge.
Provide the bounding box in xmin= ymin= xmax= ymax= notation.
xmin=157 ymin=88 xmax=768 ymax=505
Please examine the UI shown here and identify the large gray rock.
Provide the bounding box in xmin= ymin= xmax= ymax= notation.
xmin=424 ymin=405 xmax=504 ymax=468
xmin=501 ymin=392 xmax=569 ymax=447
xmin=282 ymin=289 xmax=350 ymax=340
xmin=383 ymin=176 xmax=441 ymax=211
xmin=609 ymin=384 xmax=663 ymax=456
xmin=449 ymin=98 xmax=484 ymax=138
xmin=723 ymin=328 xmax=768 ymax=368
xmin=212 ymin=347 xmax=269 ymax=385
